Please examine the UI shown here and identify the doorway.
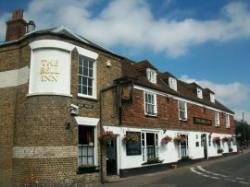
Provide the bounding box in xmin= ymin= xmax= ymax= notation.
xmin=106 ymin=138 xmax=117 ymax=175
xmin=201 ymin=134 xmax=208 ymax=159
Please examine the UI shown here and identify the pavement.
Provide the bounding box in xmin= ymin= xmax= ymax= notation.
xmin=95 ymin=149 xmax=250 ymax=187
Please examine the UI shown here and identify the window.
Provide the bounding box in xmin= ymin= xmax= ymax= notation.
xmin=169 ymin=77 xmax=177 ymax=91
xmin=210 ymin=93 xmax=215 ymax=103
xmin=215 ymin=111 xmax=220 ymax=126
xmin=78 ymin=126 xmax=95 ymax=166
xmin=178 ymin=100 xmax=187 ymax=121
xmin=146 ymin=68 xmax=157 ymax=84
xmin=126 ymin=132 xmax=141 ymax=156
xmin=197 ymin=88 xmax=203 ymax=99
xmin=226 ymin=114 xmax=230 ymax=128
xmin=144 ymin=92 xmax=157 ymax=116
xmin=78 ymin=55 xmax=96 ymax=98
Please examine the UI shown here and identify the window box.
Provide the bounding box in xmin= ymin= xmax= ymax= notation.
xmin=142 ymin=158 xmax=163 ymax=165
xmin=77 ymin=165 xmax=99 ymax=174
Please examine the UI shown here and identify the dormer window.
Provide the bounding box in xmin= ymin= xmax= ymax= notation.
xmin=197 ymin=88 xmax=203 ymax=99
xmin=146 ymin=68 xmax=157 ymax=84
xmin=169 ymin=77 xmax=177 ymax=91
xmin=210 ymin=93 xmax=215 ymax=103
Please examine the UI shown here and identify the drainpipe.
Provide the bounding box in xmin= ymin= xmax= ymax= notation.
xmin=99 ymin=79 xmax=133 ymax=183
xmin=99 ymin=84 xmax=117 ymax=184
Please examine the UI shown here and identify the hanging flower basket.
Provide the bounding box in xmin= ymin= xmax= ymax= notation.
xmin=228 ymin=137 xmax=233 ymax=142
xmin=99 ymin=131 xmax=115 ymax=145
xmin=122 ymin=133 xmax=140 ymax=144
xmin=213 ymin=137 xmax=221 ymax=145
xmin=222 ymin=137 xmax=229 ymax=142
xmin=174 ymin=135 xmax=187 ymax=144
xmin=161 ymin=136 xmax=172 ymax=145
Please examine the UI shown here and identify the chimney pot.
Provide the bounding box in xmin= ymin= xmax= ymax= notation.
xmin=12 ymin=9 xmax=24 ymax=20
xmin=5 ymin=9 xmax=27 ymax=41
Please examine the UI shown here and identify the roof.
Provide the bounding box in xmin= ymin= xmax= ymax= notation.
xmin=0 ymin=25 xmax=132 ymax=61
xmin=0 ymin=25 xmax=233 ymax=113
xmin=120 ymin=60 xmax=234 ymax=114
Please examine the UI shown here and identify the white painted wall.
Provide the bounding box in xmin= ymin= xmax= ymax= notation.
xmin=104 ymin=126 xmax=237 ymax=171
xmin=28 ymin=39 xmax=99 ymax=97
xmin=0 ymin=66 xmax=29 ymax=88
xmin=29 ymin=48 xmax=72 ymax=96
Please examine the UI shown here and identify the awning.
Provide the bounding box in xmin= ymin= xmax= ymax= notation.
xmin=74 ymin=116 xmax=99 ymax=126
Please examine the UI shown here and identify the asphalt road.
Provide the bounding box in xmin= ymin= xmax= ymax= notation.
xmin=97 ymin=151 xmax=250 ymax=187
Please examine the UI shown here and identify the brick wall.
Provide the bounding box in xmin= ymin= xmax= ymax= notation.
xmin=121 ymin=89 xmax=235 ymax=134
xmin=0 ymin=35 xmax=123 ymax=186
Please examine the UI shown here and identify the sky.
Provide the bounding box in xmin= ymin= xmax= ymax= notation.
xmin=0 ymin=0 xmax=249 ymax=123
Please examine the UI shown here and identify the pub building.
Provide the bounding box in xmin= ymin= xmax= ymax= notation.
xmin=0 ymin=10 xmax=237 ymax=187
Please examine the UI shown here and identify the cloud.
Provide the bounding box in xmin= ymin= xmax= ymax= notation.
xmin=1 ymin=1 xmax=250 ymax=57
xmin=180 ymin=75 xmax=250 ymax=123
xmin=234 ymin=110 xmax=250 ymax=124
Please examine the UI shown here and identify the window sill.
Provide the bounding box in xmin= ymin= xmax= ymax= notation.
xmin=145 ymin=114 xmax=158 ymax=118
xmin=77 ymin=93 xmax=97 ymax=101
xmin=179 ymin=118 xmax=188 ymax=122
xmin=77 ymin=166 xmax=99 ymax=174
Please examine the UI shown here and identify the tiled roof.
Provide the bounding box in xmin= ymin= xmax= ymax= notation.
xmin=121 ymin=60 xmax=234 ymax=114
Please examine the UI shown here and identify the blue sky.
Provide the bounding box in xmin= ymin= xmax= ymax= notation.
xmin=0 ymin=0 xmax=249 ymax=122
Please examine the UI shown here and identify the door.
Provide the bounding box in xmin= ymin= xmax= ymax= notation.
xmin=180 ymin=135 xmax=188 ymax=158
xmin=201 ymin=134 xmax=208 ymax=159
xmin=106 ymin=138 xmax=117 ymax=175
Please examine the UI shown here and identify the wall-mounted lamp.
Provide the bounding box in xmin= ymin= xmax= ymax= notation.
xmin=64 ymin=122 xmax=71 ymax=129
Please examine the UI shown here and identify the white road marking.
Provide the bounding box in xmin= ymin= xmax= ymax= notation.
xmin=190 ymin=167 xmax=219 ymax=179
xmin=197 ymin=166 xmax=228 ymax=178
xmin=190 ymin=166 xmax=250 ymax=185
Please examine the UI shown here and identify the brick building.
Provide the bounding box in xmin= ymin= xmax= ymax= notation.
xmin=0 ymin=10 xmax=236 ymax=187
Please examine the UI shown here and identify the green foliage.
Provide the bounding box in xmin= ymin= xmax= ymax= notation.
xmin=235 ymin=120 xmax=250 ymax=146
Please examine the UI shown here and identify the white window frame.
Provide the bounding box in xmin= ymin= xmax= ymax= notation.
xmin=77 ymin=55 xmax=97 ymax=99
xmin=144 ymin=92 xmax=157 ymax=116
xmin=77 ymin=125 xmax=98 ymax=167
xmin=215 ymin=111 xmax=220 ymax=126
xmin=178 ymin=100 xmax=188 ymax=121
xmin=197 ymin=88 xmax=203 ymax=99
xmin=169 ymin=77 xmax=177 ymax=91
xmin=146 ymin=68 xmax=157 ymax=84
xmin=226 ymin=114 xmax=230 ymax=128
xmin=210 ymin=93 xmax=215 ymax=103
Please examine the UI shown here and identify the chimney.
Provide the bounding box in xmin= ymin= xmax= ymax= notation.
xmin=5 ymin=9 xmax=27 ymax=41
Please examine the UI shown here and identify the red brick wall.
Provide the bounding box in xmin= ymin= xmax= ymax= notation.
xmin=121 ymin=89 xmax=235 ymax=134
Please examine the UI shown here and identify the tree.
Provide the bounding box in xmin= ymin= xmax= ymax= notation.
xmin=235 ymin=120 xmax=250 ymax=147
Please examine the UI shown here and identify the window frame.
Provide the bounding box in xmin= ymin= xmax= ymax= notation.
xmin=178 ymin=100 xmax=188 ymax=121
xmin=77 ymin=55 xmax=97 ymax=99
xmin=226 ymin=114 xmax=230 ymax=128
xmin=144 ymin=92 xmax=157 ymax=116
xmin=210 ymin=93 xmax=215 ymax=103
xmin=215 ymin=111 xmax=220 ymax=126
xmin=78 ymin=126 xmax=97 ymax=168
xmin=168 ymin=77 xmax=177 ymax=91
xmin=197 ymin=88 xmax=203 ymax=99
xmin=146 ymin=68 xmax=157 ymax=84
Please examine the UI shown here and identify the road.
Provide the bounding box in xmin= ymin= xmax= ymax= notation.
xmin=96 ymin=151 xmax=250 ymax=187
